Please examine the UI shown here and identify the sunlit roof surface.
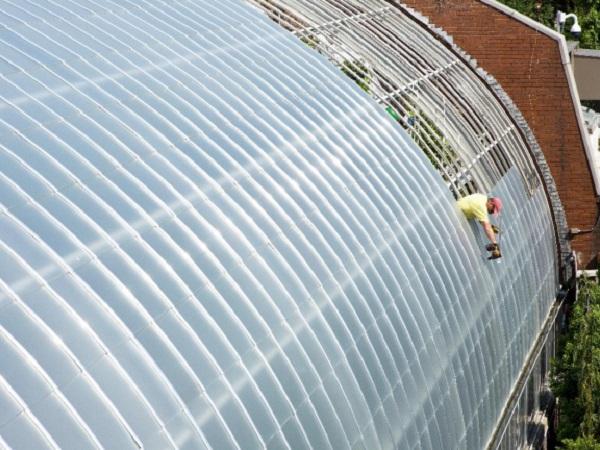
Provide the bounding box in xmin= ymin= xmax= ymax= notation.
xmin=249 ymin=0 xmax=542 ymax=199
xmin=0 ymin=0 xmax=558 ymax=449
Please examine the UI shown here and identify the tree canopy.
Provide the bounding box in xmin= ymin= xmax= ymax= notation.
xmin=552 ymin=280 xmax=600 ymax=448
xmin=499 ymin=1 xmax=600 ymax=49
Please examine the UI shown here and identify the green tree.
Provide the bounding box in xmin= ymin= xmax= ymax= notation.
xmin=573 ymin=6 xmax=600 ymax=49
xmin=498 ymin=1 xmax=600 ymax=49
xmin=562 ymin=436 xmax=600 ymax=450
xmin=552 ymin=280 xmax=600 ymax=447
xmin=340 ymin=60 xmax=371 ymax=93
xmin=499 ymin=0 xmax=556 ymax=27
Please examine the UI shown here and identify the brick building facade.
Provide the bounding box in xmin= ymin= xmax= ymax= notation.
xmin=400 ymin=0 xmax=600 ymax=267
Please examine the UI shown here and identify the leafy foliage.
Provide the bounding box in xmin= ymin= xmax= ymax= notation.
xmin=385 ymin=98 xmax=461 ymax=176
xmin=499 ymin=0 xmax=556 ymax=27
xmin=562 ymin=436 xmax=600 ymax=449
xmin=498 ymin=1 xmax=600 ymax=49
xmin=567 ymin=3 xmax=600 ymax=49
xmin=340 ymin=60 xmax=371 ymax=93
xmin=300 ymin=34 xmax=320 ymax=49
xmin=552 ymin=280 xmax=600 ymax=447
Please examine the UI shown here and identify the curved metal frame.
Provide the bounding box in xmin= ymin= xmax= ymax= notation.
xmin=249 ymin=0 xmax=542 ymax=200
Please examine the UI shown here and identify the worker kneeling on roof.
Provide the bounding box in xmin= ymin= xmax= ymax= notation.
xmin=457 ymin=193 xmax=503 ymax=260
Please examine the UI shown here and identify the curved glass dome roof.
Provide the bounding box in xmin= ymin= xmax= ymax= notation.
xmin=0 ymin=0 xmax=558 ymax=449
xmin=249 ymin=0 xmax=543 ymax=200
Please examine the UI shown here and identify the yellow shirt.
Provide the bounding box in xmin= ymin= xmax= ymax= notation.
xmin=457 ymin=194 xmax=489 ymax=222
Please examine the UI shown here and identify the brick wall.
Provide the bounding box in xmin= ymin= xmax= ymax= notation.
xmin=401 ymin=0 xmax=600 ymax=268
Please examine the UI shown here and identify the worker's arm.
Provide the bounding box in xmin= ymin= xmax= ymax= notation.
xmin=481 ymin=221 xmax=497 ymax=244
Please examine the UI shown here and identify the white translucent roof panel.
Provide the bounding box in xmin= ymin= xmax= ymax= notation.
xmin=249 ymin=0 xmax=542 ymax=199
xmin=0 ymin=0 xmax=558 ymax=449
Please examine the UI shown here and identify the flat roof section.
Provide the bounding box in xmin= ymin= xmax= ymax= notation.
xmin=573 ymin=48 xmax=600 ymax=101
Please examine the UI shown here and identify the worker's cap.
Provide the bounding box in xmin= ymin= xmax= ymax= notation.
xmin=489 ymin=197 xmax=503 ymax=217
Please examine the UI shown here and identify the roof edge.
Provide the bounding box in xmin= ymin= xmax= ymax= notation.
xmin=393 ymin=0 xmax=572 ymax=275
xmin=479 ymin=0 xmax=565 ymax=52
xmin=574 ymin=48 xmax=600 ymax=58
xmin=480 ymin=0 xmax=600 ymax=197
